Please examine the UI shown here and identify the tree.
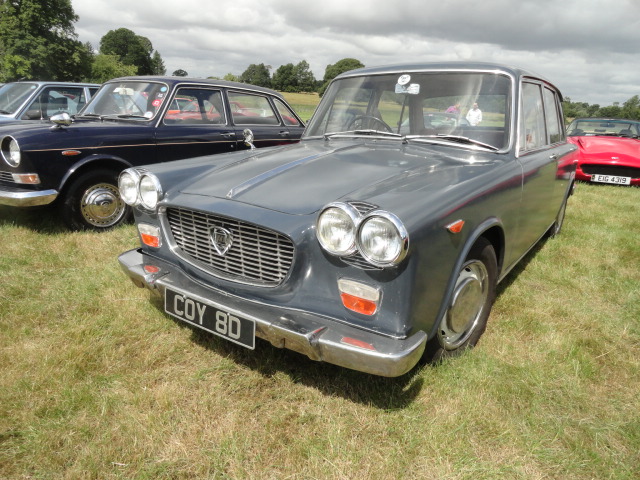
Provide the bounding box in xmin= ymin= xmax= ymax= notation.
xmin=240 ymin=63 xmax=272 ymax=88
xmin=151 ymin=51 xmax=166 ymax=75
xmin=272 ymin=63 xmax=295 ymax=91
xmin=272 ymin=61 xmax=316 ymax=92
xmin=318 ymin=58 xmax=364 ymax=96
xmin=172 ymin=69 xmax=188 ymax=77
xmin=223 ymin=73 xmax=240 ymax=82
xmin=90 ymin=54 xmax=137 ymax=83
xmin=0 ymin=0 xmax=93 ymax=82
xmin=99 ymin=28 xmax=160 ymax=76
xmin=293 ymin=60 xmax=316 ymax=92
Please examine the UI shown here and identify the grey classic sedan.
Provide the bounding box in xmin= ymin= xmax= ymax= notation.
xmin=118 ymin=62 xmax=578 ymax=377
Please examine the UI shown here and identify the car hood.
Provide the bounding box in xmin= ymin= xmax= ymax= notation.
xmin=175 ymin=139 xmax=497 ymax=215
xmin=570 ymin=136 xmax=640 ymax=165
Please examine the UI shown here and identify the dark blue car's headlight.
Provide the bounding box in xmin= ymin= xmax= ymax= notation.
xmin=1 ymin=136 xmax=21 ymax=167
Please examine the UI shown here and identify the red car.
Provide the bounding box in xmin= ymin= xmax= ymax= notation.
xmin=566 ymin=118 xmax=640 ymax=186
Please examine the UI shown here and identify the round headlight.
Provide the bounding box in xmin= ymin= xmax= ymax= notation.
xmin=1 ymin=136 xmax=21 ymax=167
xmin=139 ymin=173 xmax=162 ymax=210
xmin=118 ymin=169 xmax=140 ymax=206
xmin=316 ymin=204 xmax=359 ymax=256
xmin=358 ymin=212 xmax=408 ymax=266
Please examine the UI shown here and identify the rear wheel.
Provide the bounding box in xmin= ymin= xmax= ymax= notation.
xmin=61 ymin=169 xmax=130 ymax=231
xmin=549 ymin=193 xmax=569 ymax=238
xmin=424 ymin=238 xmax=497 ymax=362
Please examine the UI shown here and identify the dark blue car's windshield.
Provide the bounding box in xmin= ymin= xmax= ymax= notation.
xmin=79 ymin=81 xmax=169 ymax=120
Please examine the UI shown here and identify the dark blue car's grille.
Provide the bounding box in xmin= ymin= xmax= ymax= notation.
xmin=165 ymin=207 xmax=295 ymax=286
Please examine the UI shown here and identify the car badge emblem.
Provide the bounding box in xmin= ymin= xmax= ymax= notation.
xmin=210 ymin=227 xmax=233 ymax=255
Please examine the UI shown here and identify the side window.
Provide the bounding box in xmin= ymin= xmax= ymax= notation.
xmin=520 ymin=82 xmax=546 ymax=152
xmin=273 ymin=98 xmax=301 ymax=126
xmin=228 ymin=92 xmax=279 ymax=125
xmin=543 ymin=87 xmax=563 ymax=144
xmin=163 ymin=88 xmax=224 ymax=124
xmin=23 ymin=87 xmax=86 ymax=119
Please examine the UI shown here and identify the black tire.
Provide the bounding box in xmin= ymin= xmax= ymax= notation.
xmin=61 ymin=169 xmax=131 ymax=231
xmin=424 ymin=237 xmax=497 ymax=362
xmin=549 ymin=193 xmax=569 ymax=238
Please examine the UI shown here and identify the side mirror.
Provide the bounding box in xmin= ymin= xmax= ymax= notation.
xmin=243 ymin=128 xmax=256 ymax=150
xmin=50 ymin=112 xmax=73 ymax=128
xmin=23 ymin=109 xmax=43 ymax=120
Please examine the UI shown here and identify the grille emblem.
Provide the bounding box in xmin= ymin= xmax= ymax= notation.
xmin=210 ymin=227 xmax=233 ymax=255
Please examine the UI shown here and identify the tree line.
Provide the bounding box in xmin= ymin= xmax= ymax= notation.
xmin=562 ymin=96 xmax=640 ymax=121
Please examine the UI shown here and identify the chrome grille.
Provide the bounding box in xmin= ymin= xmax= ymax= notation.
xmin=166 ymin=207 xmax=295 ymax=286
xmin=0 ymin=172 xmax=14 ymax=182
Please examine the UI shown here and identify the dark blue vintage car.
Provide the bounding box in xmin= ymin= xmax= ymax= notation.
xmin=0 ymin=76 xmax=304 ymax=230
xmin=118 ymin=63 xmax=578 ymax=377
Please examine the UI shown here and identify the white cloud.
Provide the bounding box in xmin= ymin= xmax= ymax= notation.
xmin=72 ymin=0 xmax=640 ymax=105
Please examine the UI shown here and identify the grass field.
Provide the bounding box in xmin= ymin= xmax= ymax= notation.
xmin=1 ymin=183 xmax=639 ymax=480
xmin=281 ymin=92 xmax=320 ymax=122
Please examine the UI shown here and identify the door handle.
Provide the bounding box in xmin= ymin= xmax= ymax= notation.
xmin=279 ymin=130 xmax=290 ymax=136
xmin=221 ymin=132 xmax=236 ymax=138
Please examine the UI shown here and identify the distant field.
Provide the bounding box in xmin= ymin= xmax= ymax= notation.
xmin=281 ymin=91 xmax=320 ymax=121
xmin=1 ymin=183 xmax=638 ymax=479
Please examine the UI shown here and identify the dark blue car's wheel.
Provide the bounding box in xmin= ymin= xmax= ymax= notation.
xmin=424 ymin=237 xmax=497 ymax=362
xmin=62 ymin=169 xmax=131 ymax=231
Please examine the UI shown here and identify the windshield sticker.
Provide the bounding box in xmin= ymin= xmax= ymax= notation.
xmin=395 ymin=83 xmax=420 ymax=94
xmin=397 ymin=74 xmax=411 ymax=85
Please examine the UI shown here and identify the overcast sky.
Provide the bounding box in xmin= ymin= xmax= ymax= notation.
xmin=72 ymin=0 xmax=639 ymax=106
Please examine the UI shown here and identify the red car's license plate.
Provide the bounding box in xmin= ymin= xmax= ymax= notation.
xmin=591 ymin=174 xmax=631 ymax=185
xmin=164 ymin=288 xmax=255 ymax=349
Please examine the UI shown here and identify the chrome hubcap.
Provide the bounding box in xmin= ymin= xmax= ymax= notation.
xmin=80 ymin=183 xmax=125 ymax=227
xmin=440 ymin=260 xmax=489 ymax=350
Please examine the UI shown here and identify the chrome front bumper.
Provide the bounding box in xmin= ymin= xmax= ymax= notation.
xmin=0 ymin=186 xmax=58 ymax=206
xmin=118 ymin=248 xmax=427 ymax=377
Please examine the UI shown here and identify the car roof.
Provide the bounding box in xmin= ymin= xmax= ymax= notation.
xmin=334 ymin=61 xmax=561 ymax=96
xmin=3 ymin=80 xmax=100 ymax=87
xmin=106 ymin=76 xmax=284 ymax=98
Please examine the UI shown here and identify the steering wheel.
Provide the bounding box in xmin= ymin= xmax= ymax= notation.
xmin=347 ymin=115 xmax=393 ymax=132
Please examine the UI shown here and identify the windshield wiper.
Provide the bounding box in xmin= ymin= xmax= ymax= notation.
xmin=407 ymin=134 xmax=499 ymax=151
xmin=0 ymin=109 xmax=11 ymax=114
xmin=324 ymin=129 xmax=404 ymax=140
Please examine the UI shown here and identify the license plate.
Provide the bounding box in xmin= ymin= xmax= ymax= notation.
xmin=591 ymin=174 xmax=631 ymax=185
xmin=164 ymin=288 xmax=255 ymax=349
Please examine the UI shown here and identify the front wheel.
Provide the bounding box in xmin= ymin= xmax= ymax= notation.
xmin=61 ymin=169 xmax=131 ymax=231
xmin=424 ymin=238 xmax=497 ymax=362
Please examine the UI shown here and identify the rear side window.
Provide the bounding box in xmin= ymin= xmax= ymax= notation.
xmin=228 ymin=92 xmax=279 ymax=125
xmin=520 ymin=82 xmax=546 ymax=152
xmin=274 ymin=98 xmax=302 ymax=126
xmin=163 ymin=88 xmax=225 ymax=124
xmin=543 ymin=87 xmax=563 ymax=144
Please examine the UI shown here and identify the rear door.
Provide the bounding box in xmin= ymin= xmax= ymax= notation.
xmin=155 ymin=86 xmax=240 ymax=161
xmin=227 ymin=91 xmax=305 ymax=148
xmin=514 ymin=81 xmax=561 ymax=252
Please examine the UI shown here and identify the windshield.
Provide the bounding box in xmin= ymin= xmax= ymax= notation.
xmin=567 ymin=119 xmax=639 ymax=138
xmin=80 ymin=81 xmax=169 ymax=119
xmin=0 ymin=82 xmax=39 ymax=115
xmin=304 ymin=71 xmax=512 ymax=150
